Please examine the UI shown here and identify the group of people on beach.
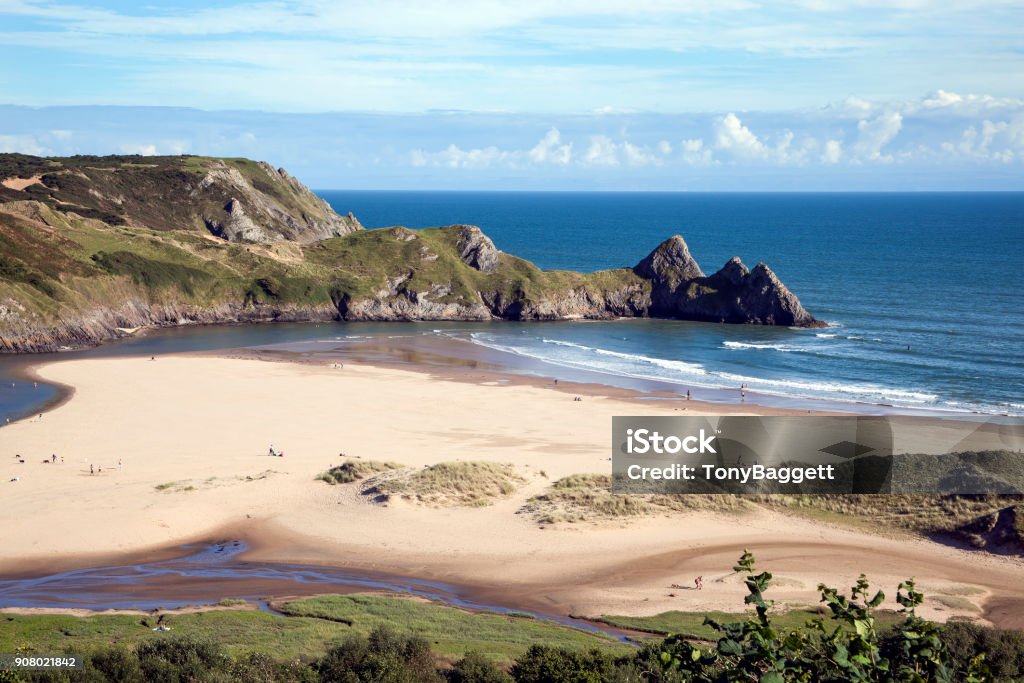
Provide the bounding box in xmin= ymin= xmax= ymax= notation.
xmin=268 ymin=445 xmax=285 ymax=457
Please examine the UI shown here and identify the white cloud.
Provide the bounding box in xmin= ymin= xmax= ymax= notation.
xmin=714 ymin=113 xmax=767 ymax=158
xmin=941 ymin=118 xmax=1022 ymax=162
xmin=681 ymin=138 xmax=714 ymax=165
xmin=922 ymin=89 xmax=964 ymax=108
xmin=435 ymin=144 xmax=509 ymax=168
xmin=117 ymin=140 xmax=190 ymax=156
xmin=528 ymin=127 xmax=572 ymax=165
xmin=409 ymin=149 xmax=429 ymax=167
xmin=657 ymin=140 xmax=672 ymax=155
xmin=713 ymin=115 xmax=816 ymax=164
xmin=119 ymin=143 xmax=158 ymax=156
xmin=583 ymin=135 xmax=619 ymax=166
xmin=853 ymin=111 xmax=902 ymax=161
xmin=843 ymin=96 xmax=875 ymax=115
xmin=0 ymin=134 xmax=48 ymax=155
xmin=622 ymin=141 xmax=662 ymax=166
xmin=822 ymin=139 xmax=842 ymax=164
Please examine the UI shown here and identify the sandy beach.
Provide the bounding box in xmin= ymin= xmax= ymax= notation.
xmin=1 ymin=353 xmax=1022 ymax=628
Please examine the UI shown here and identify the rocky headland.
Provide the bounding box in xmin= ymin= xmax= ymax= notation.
xmin=0 ymin=154 xmax=821 ymax=353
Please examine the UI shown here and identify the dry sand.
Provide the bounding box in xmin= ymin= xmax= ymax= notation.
xmin=1 ymin=354 xmax=1021 ymax=627
xmin=0 ymin=175 xmax=42 ymax=191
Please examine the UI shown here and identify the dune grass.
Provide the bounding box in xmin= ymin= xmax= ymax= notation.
xmin=524 ymin=473 xmax=750 ymax=524
xmin=750 ymin=494 xmax=1023 ymax=543
xmin=376 ymin=461 xmax=524 ymax=507
xmin=317 ymin=458 xmax=400 ymax=485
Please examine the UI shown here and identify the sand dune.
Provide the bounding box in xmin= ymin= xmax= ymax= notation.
xmin=1 ymin=354 xmax=1021 ymax=628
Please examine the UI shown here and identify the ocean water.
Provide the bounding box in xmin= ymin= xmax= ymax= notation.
xmin=315 ymin=191 xmax=1024 ymax=415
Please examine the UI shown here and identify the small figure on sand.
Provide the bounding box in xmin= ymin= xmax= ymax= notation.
xmin=695 ymin=575 xmax=703 ymax=590
xmin=51 ymin=453 xmax=56 ymax=463
xmin=686 ymin=390 xmax=691 ymax=400
xmin=90 ymin=464 xmax=94 ymax=475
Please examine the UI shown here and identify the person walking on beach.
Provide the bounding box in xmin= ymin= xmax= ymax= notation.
xmin=90 ymin=464 xmax=94 ymax=475
xmin=695 ymin=576 xmax=703 ymax=590
xmin=51 ymin=453 xmax=56 ymax=463
xmin=686 ymin=390 xmax=691 ymax=400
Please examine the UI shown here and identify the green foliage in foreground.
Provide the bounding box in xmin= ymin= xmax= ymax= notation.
xmin=3 ymin=554 xmax=1022 ymax=682
xmin=590 ymin=607 xmax=906 ymax=641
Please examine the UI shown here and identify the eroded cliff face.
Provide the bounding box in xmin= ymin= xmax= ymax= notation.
xmin=200 ymin=162 xmax=363 ymax=242
xmin=0 ymin=154 xmax=363 ymax=244
xmin=0 ymin=155 xmax=821 ymax=353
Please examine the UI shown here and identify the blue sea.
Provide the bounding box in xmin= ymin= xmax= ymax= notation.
xmin=0 ymin=192 xmax=1021 ymax=420
xmin=318 ymin=191 xmax=1023 ymax=415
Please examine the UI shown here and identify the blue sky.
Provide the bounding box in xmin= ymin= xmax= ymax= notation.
xmin=1 ymin=0 xmax=1023 ymax=189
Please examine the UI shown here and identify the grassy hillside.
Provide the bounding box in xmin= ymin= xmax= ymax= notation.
xmin=0 ymin=155 xmax=646 ymax=352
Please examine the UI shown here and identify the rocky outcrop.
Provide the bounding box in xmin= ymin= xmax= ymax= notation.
xmin=197 ymin=162 xmax=364 ymax=243
xmin=633 ymin=236 xmax=819 ymax=327
xmin=455 ymin=225 xmax=500 ymax=273
xmin=635 ymin=235 xmax=705 ymax=314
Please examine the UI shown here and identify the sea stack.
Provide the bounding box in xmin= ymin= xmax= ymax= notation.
xmin=634 ymin=235 xmax=820 ymax=327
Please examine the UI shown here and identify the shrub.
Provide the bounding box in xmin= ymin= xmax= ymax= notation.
xmin=935 ymin=621 xmax=1024 ymax=681
xmin=509 ymin=646 xmax=614 ymax=683
xmin=89 ymin=647 xmax=144 ymax=683
xmin=135 ymin=636 xmax=229 ymax=682
xmin=448 ymin=651 xmax=513 ymax=683
xmin=316 ymin=626 xmax=443 ymax=683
